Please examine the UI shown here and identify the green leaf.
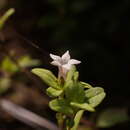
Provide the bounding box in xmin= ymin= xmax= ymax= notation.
xmin=64 ymin=80 xmax=73 ymax=90
xmin=0 ymin=57 xmax=18 ymax=73
xmin=46 ymin=87 xmax=63 ymax=97
xmin=88 ymin=92 xmax=106 ymax=107
xmin=85 ymin=87 xmax=106 ymax=107
xmin=65 ymin=82 xmax=85 ymax=103
xmin=96 ymin=108 xmax=129 ymax=128
xmin=66 ymin=66 xmax=76 ymax=82
xmin=85 ymin=87 xmax=104 ymax=98
xmin=80 ymin=82 xmax=93 ymax=88
xmin=73 ymin=71 xmax=79 ymax=81
xmin=31 ymin=68 xmax=60 ymax=89
xmin=70 ymin=102 xmax=95 ymax=112
xmin=18 ymin=56 xmax=40 ymax=68
xmin=71 ymin=110 xmax=84 ymax=130
xmin=49 ymin=99 xmax=74 ymax=115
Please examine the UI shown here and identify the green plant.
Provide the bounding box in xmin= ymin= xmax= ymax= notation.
xmin=32 ymin=50 xmax=106 ymax=130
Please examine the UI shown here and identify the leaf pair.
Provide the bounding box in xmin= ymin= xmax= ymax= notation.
xmin=32 ymin=67 xmax=106 ymax=115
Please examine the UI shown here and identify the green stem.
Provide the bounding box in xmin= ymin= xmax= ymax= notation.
xmin=70 ymin=110 xmax=84 ymax=130
xmin=56 ymin=113 xmax=65 ymax=130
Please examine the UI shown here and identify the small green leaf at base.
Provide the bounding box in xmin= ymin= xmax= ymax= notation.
xmin=46 ymin=87 xmax=63 ymax=97
xmin=49 ymin=99 xmax=74 ymax=115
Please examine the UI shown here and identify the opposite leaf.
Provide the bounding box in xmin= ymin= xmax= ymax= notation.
xmin=85 ymin=87 xmax=106 ymax=107
xmin=88 ymin=92 xmax=106 ymax=107
xmin=31 ymin=68 xmax=60 ymax=89
xmin=46 ymin=87 xmax=63 ymax=97
xmin=70 ymin=102 xmax=95 ymax=112
xmin=49 ymin=99 xmax=74 ymax=115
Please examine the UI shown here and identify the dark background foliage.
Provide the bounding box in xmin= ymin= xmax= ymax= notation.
xmin=0 ymin=0 xmax=130 ymax=129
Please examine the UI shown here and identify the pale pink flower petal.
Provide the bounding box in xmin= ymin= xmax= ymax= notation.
xmin=50 ymin=54 xmax=61 ymax=61
xmin=68 ymin=59 xmax=81 ymax=65
xmin=51 ymin=61 xmax=61 ymax=66
xmin=62 ymin=64 xmax=72 ymax=70
xmin=61 ymin=50 xmax=70 ymax=63
xmin=50 ymin=51 xmax=81 ymax=79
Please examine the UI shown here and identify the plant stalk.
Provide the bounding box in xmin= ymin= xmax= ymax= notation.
xmin=70 ymin=110 xmax=84 ymax=130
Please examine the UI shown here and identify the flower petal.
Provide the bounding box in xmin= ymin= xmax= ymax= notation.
xmin=68 ymin=59 xmax=81 ymax=65
xmin=50 ymin=54 xmax=61 ymax=61
xmin=51 ymin=61 xmax=61 ymax=66
xmin=62 ymin=63 xmax=72 ymax=70
xmin=61 ymin=50 xmax=70 ymax=63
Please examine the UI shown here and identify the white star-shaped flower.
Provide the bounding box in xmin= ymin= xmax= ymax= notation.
xmin=50 ymin=50 xmax=81 ymax=79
